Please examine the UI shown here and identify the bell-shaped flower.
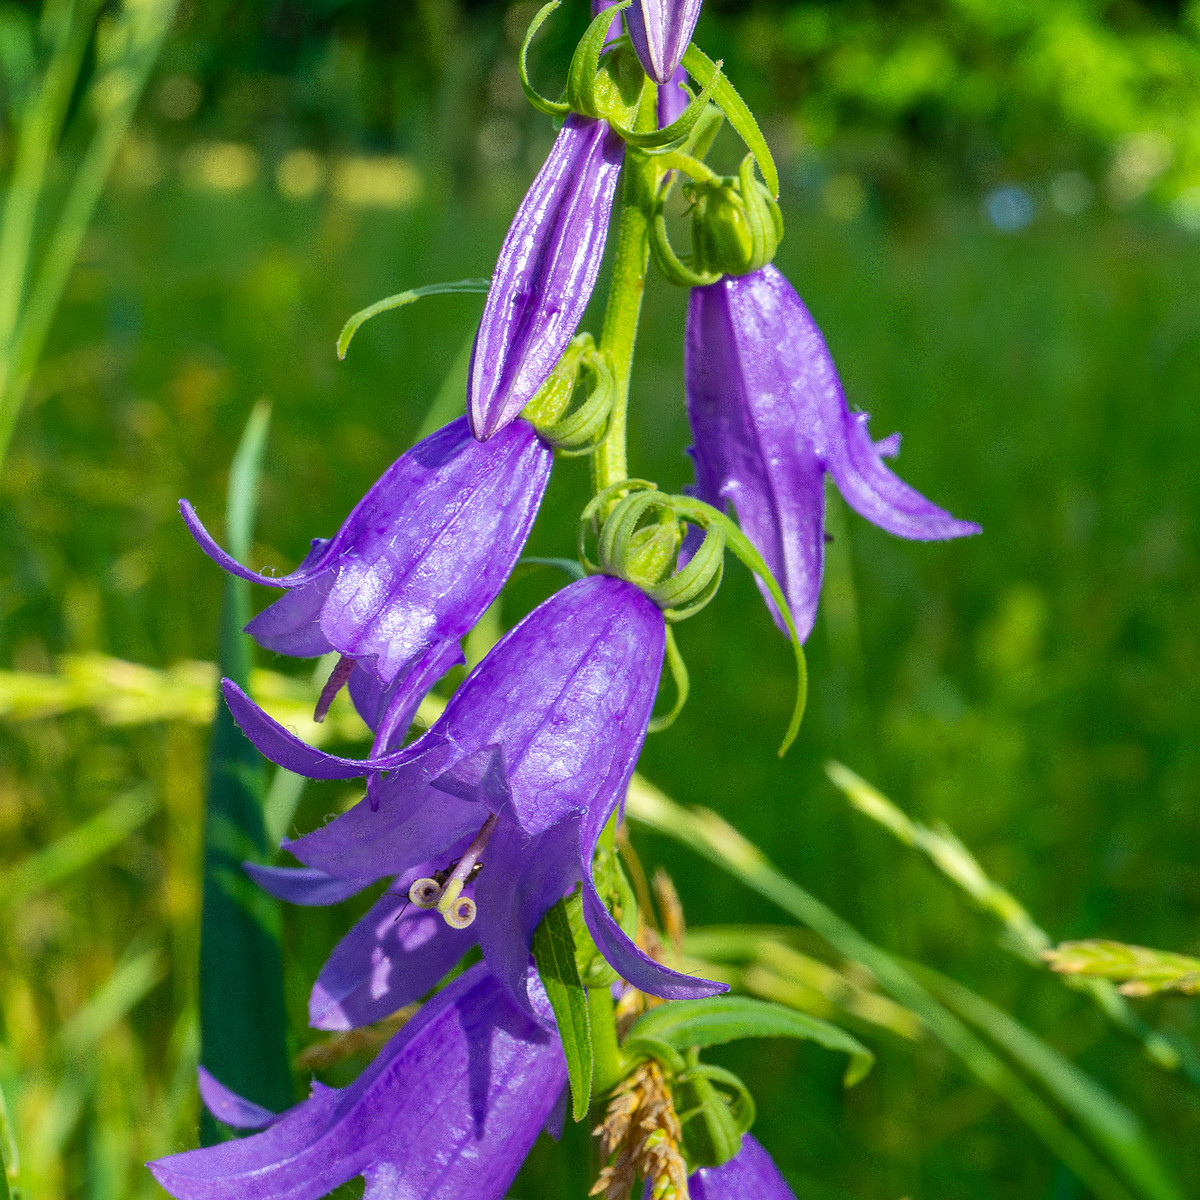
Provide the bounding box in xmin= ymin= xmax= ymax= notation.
xmin=469 ymin=115 xmax=625 ymax=440
xmin=626 ymin=0 xmax=703 ymax=85
xmin=223 ymin=574 xmax=725 ymax=1014
xmin=148 ymin=962 xmax=567 ymax=1200
xmin=181 ymin=415 xmax=552 ymax=735
xmin=685 ymin=264 xmax=979 ymax=642
xmin=641 ymin=1135 xmax=798 ymax=1200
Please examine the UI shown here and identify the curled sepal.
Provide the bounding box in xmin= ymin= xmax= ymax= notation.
xmin=582 ymin=485 xmax=726 ymax=622
xmin=675 ymin=1066 xmax=749 ymax=1170
xmin=518 ymin=1 xmax=571 ymax=118
xmin=567 ymin=4 xmax=637 ymax=125
xmin=670 ymin=497 xmax=807 ymax=755
xmin=680 ymin=43 xmax=779 ymax=198
xmin=336 ymin=278 xmax=490 ymax=360
xmin=688 ymin=155 xmax=784 ymax=278
xmin=646 ymin=626 xmax=689 ymax=733
xmin=606 ymin=58 xmax=724 ymax=151
xmin=577 ymin=479 xmax=659 ymax=574
xmin=521 ymin=333 xmax=617 ymax=456
xmin=649 ymin=174 xmax=722 ymax=288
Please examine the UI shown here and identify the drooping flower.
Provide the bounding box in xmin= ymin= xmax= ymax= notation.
xmin=685 ymin=263 xmax=979 ymax=642
xmin=469 ymin=115 xmax=625 ymax=440
xmin=626 ymin=0 xmax=703 ymax=85
xmin=224 ymin=574 xmax=725 ymax=1013
xmin=181 ymin=415 xmax=552 ymax=735
xmin=148 ymin=962 xmax=567 ymax=1200
xmin=640 ymin=1134 xmax=798 ymax=1200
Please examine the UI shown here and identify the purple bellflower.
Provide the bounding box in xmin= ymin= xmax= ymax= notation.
xmin=641 ymin=1135 xmax=798 ymax=1200
xmin=181 ymin=415 xmax=552 ymax=739
xmin=469 ymin=114 xmax=625 ymax=440
xmin=223 ymin=574 xmax=726 ymax=1015
xmin=626 ymin=0 xmax=703 ymax=85
xmin=686 ymin=264 xmax=980 ymax=642
xmin=148 ymin=962 xmax=567 ymax=1200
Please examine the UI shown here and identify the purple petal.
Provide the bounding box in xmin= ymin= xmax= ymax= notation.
xmin=581 ymin=868 xmax=726 ymax=1000
xmin=363 ymin=637 xmax=465 ymax=753
xmin=686 ymin=279 xmax=827 ymax=639
xmin=197 ymin=1067 xmax=279 ymax=1131
xmin=309 ymin=884 xmax=475 ymax=1030
xmin=592 ymin=0 xmax=624 ymax=42
xmin=220 ymin=679 xmax=417 ymax=779
xmin=283 ymin=745 xmax=479 ymax=883
xmin=243 ymin=863 xmax=375 ymax=906
xmin=473 ymin=816 xmax=581 ymax=1010
xmin=469 ymin=116 xmax=625 ymax=440
xmin=179 ymin=502 xmax=335 ymax=589
xmin=657 ymin=64 xmax=690 ymax=128
xmin=688 ymin=1135 xmax=799 ymax=1200
xmin=685 ymin=265 xmax=978 ymax=643
xmin=436 ymin=576 xmax=666 ymax=838
xmin=626 ymin=0 xmax=703 ymax=84
xmin=314 ymin=417 xmax=552 ymax=683
xmin=149 ymin=964 xmax=566 ymax=1200
xmin=244 ymin=576 xmax=335 ymax=657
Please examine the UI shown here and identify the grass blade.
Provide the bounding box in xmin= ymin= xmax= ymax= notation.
xmin=198 ymin=401 xmax=292 ymax=1142
xmin=624 ymin=776 xmax=1180 ymax=1200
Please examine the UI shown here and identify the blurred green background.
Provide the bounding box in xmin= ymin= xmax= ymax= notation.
xmin=2 ymin=0 xmax=1200 ymax=1196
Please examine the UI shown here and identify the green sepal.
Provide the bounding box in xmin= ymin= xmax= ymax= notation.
xmin=668 ymin=496 xmax=807 ymax=755
xmin=515 ymin=556 xmax=588 ymax=582
xmin=627 ymin=996 xmax=874 ymax=1087
xmin=680 ymin=44 xmax=779 ymax=198
xmin=647 ymin=626 xmax=689 ymax=734
xmin=336 ymin=278 xmax=490 ymax=360
xmin=566 ymin=2 xmax=634 ymax=121
xmin=676 ymin=1071 xmax=744 ymax=1169
xmin=518 ymin=1 xmax=570 ymax=118
xmin=680 ymin=1063 xmax=757 ymax=1134
xmin=522 ymin=333 xmax=617 ymax=456
xmin=532 ymin=897 xmax=594 ymax=1121
xmin=577 ymin=479 xmax=658 ymax=575
xmin=606 ymin=65 xmax=724 ymax=152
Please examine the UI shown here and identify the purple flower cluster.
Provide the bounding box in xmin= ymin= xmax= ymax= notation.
xmin=154 ymin=1 xmax=975 ymax=1195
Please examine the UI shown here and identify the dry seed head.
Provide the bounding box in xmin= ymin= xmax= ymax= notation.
xmin=590 ymin=1061 xmax=688 ymax=1200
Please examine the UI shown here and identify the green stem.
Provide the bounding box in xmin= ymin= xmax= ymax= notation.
xmin=587 ymin=984 xmax=624 ymax=1096
xmin=591 ymin=158 xmax=652 ymax=495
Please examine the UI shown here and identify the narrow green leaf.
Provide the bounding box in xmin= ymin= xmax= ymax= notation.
xmin=336 ymin=278 xmax=490 ymax=360
xmin=628 ymin=996 xmax=873 ymax=1087
xmin=532 ymin=898 xmax=593 ymax=1121
xmin=199 ymin=403 xmax=293 ymax=1143
xmin=680 ymin=44 xmax=779 ymax=198
xmin=625 ymin=776 xmax=1179 ymax=1200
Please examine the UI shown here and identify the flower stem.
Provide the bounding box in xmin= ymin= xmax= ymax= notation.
xmin=587 ymin=983 xmax=625 ymax=1097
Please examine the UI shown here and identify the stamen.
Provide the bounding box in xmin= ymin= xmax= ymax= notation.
xmin=435 ymin=813 xmax=499 ymax=927
xmin=407 ymin=878 xmax=443 ymax=909
xmin=315 ymin=654 xmax=356 ymax=723
xmin=443 ymin=896 xmax=477 ymax=929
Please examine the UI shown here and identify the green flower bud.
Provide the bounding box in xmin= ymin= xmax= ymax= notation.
xmin=688 ymin=155 xmax=784 ymax=278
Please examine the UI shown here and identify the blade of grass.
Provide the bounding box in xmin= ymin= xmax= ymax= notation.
xmin=624 ymin=776 xmax=1179 ymax=1200
xmin=198 ymin=401 xmax=293 ymax=1143
xmin=827 ymin=760 xmax=1195 ymax=1080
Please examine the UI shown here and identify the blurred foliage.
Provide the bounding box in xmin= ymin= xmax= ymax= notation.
xmin=1 ymin=1 xmax=1200 ymax=1198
